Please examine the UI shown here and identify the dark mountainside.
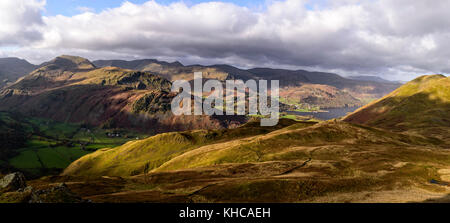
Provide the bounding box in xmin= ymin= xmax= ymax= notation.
xmin=0 ymin=55 xmax=245 ymax=134
xmin=0 ymin=58 xmax=37 ymax=88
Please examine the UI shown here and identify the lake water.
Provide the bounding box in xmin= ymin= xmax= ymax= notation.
xmin=287 ymin=107 xmax=361 ymax=120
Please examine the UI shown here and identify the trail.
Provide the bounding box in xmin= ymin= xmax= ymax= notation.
xmin=278 ymin=158 xmax=312 ymax=175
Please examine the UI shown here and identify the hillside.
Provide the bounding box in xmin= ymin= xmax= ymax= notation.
xmin=64 ymin=118 xmax=437 ymax=177
xmin=57 ymin=76 xmax=450 ymax=203
xmin=58 ymin=117 xmax=450 ymax=203
xmin=0 ymin=56 xmax=246 ymax=133
xmin=63 ymin=119 xmax=309 ymax=176
xmin=4 ymin=74 xmax=450 ymax=202
xmin=344 ymin=74 xmax=450 ymax=140
xmin=0 ymin=58 xmax=37 ymax=88
xmin=248 ymin=68 xmax=400 ymax=100
xmin=280 ymin=84 xmax=362 ymax=109
xmin=93 ymin=59 xmax=400 ymax=104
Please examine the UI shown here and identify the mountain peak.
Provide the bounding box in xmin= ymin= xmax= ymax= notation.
xmin=37 ymin=55 xmax=96 ymax=72
xmin=52 ymin=55 xmax=96 ymax=70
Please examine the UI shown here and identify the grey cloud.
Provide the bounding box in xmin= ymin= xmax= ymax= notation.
xmin=3 ymin=0 xmax=450 ymax=81
xmin=0 ymin=0 xmax=45 ymax=45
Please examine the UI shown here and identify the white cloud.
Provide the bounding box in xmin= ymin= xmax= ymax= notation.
xmin=0 ymin=0 xmax=45 ymax=45
xmin=76 ymin=6 xmax=95 ymax=13
xmin=2 ymin=0 xmax=450 ymax=80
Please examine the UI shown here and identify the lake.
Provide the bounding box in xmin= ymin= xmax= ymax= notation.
xmin=286 ymin=107 xmax=361 ymax=120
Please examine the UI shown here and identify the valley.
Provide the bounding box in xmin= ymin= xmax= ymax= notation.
xmin=1 ymin=55 xmax=449 ymax=203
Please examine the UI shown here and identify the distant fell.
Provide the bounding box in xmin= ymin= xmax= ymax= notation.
xmin=93 ymin=59 xmax=182 ymax=71
xmin=0 ymin=57 xmax=37 ymax=88
xmin=348 ymin=75 xmax=399 ymax=84
xmin=93 ymin=59 xmax=400 ymax=102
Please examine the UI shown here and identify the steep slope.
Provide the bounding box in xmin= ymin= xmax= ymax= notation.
xmin=344 ymin=75 xmax=450 ymax=139
xmin=0 ymin=56 xmax=246 ymax=133
xmin=0 ymin=58 xmax=37 ymax=88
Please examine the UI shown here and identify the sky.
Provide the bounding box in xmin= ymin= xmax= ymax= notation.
xmin=0 ymin=0 xmax=449 ymax=81
xmin=43 ymin=0 xmax=259 ymax=16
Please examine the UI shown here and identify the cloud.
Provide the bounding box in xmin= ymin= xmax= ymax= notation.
xmin=2 ymin=0 xmax=450 ymax=80
xmin=76 ymin=6 xmax=95 ymax=13
xmin=0 ymin=0 xmax=45 ymax=45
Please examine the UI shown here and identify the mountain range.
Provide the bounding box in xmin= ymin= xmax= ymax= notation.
xmin=93 ymin=58 xmax=400 ymax=103
xmin=0 ymin=55 xmax=401 ymax=132
xmin=0 ymin=56 xmax=244 ymax=134
xmin=3 ymin=55 xmax=450 ymax=203
xmin=348 ymin=75 xmax=401 ymax=84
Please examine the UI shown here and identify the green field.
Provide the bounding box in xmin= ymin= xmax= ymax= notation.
xmin=0 ymin=112 xmax=149 ymax=176
xmin=9 ymin=138 xmax=90 ymax=169
xmin=279 ymin=97 xmax=321 ymax=112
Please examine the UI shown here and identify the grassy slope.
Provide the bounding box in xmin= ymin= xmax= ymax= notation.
xmin=63 ymin=119 xmax=436 ymax=177
xmin=57 ymin=119 xmax=450 ymax=203
xmin=154 ymin=121 xmax=436 ymax=172
xmin=344 ymin=75 xmax=450 ymax=139
xmin=63 ymin=119 xmax=312 ymax=176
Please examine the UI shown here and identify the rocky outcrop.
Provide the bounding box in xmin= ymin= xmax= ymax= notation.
xmin=29 ymin=183 xmax=86 ymax=203
xmin=0 ymin=172 xmax=26 ymax=192
xmin=0 ymin=173 xmax=87 ymax=203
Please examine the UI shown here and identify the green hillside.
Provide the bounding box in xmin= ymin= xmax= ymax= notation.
xmin=344 ymin=75 xmax=450 ymax=140
xmin=63 ymin=118 xmax=438 ymax=177
xmin=58 ymin=117 xmax=450 ymax=203
xmin=63 ymin=119 xmax=312 ymax=176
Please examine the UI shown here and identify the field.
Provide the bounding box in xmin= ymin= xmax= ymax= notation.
xmin=0 ymin=112 xmax=149 ymax=177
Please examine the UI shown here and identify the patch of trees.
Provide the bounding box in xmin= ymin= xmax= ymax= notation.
xmin=0 ymin=121 xmax=27 ymax=161
xmin=132 ymin=92 xmax=173 ymax=114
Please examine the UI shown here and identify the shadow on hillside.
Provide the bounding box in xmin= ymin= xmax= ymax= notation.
xmin=344 ymin=89 xmax=450 ymax=135
xmin=421 ymin=194 xmax=450 ymax=203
